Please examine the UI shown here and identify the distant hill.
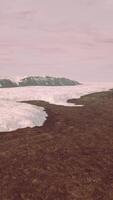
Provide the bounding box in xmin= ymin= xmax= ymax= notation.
xmin=0 ymin=79 xmax=18 ymax=88
xmin=0 ymin=76 xmax=80 ymax=88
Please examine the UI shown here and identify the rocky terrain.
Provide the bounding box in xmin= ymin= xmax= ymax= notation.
xmin=0 ymin=76 xmax=79 ymax=88
xmin=0 ymin=90 xmax=113 ymax=199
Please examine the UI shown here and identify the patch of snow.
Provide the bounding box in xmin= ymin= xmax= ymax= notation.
xmin=0 ymin=100 xmax=47 ymax=132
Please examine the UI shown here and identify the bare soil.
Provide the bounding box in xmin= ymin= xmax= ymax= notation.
xmin=0 ymin=90 xmax=113 ymax=199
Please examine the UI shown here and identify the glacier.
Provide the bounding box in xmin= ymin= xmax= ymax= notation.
xmin=0 ymin=82 xmax=113 ymax=132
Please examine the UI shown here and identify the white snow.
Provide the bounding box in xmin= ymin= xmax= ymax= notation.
xmin=0 ymin=82 xmax=113 ymax=132
xmin=0 ymin=100 xmax=47 ymax=132
xmin=0 ymin=82 xmax=113 ymax=106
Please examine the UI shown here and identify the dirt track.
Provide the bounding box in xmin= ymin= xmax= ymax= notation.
xmin=0 ymin=90 xmax=113 ymax=199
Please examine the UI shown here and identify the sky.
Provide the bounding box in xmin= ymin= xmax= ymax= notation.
xmin=0 ymin=0 xmax=113 ymax=81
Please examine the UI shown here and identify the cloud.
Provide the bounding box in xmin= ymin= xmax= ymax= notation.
xmin=0 ymin=0 xmax=113 ymax=81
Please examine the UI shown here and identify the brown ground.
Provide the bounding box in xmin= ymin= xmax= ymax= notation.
xmin=0 ymin=90 xmax=113 ymax=199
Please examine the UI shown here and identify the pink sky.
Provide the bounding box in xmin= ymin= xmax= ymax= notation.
xmin=0 ymin=0 xmax=113 ymax=81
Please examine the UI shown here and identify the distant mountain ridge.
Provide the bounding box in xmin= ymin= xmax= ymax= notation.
xmin=0 ymin=76 xmax=80 ymax=88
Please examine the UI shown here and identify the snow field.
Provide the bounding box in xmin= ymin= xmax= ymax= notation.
xmin=0 ymin=82 xmax=113 ymax=132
